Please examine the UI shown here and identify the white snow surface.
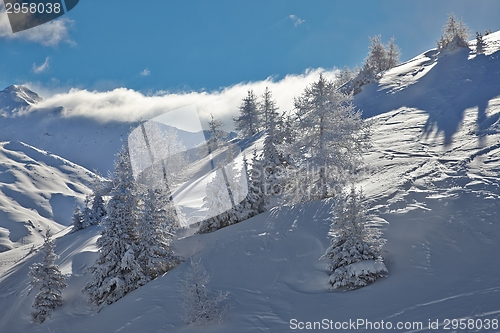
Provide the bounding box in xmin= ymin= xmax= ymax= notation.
xmin=0 ymin=141 xmax=96 ymax=254
xmin=1 ymin=34 xmax=500 ymax=332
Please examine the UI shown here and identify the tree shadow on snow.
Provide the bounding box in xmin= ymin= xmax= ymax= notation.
xmin=355 ymin=48 xmax=500 ymax=147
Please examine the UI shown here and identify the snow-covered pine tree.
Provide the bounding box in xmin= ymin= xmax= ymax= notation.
xmin=246 ymin=149 xmax=267 ymax=213
xmin=136 ymin=187 xmax=179 ymax=280
xmin=335 ymin=66 xmax=356 ymax=89
xmin=83 ymin=146 xmax=146 ymax=306
xmin=81 ymin=194 xmax=93 ymax=228
xmin=80 ymin=192 xmax=107 ymax=230
xmin=199 ymin=159 xmax=247 ymax=233
xmin=283 ymin=73 xmax=371 ymax=203
xmin=437 ymin=13 xmax=469 ymax=52
xmin=321 ymin=187 xmax=387 ymax=290
xmin=260 ymin=87 xmax=280 ymax=132
xmin=233 ymin=90 xmax=261 ymax=138
xmin=207 ymin=114 xmax=227 ymax=153
xmin=365 ymin=35 xmax=389 ymax=74
xmin=386 ymin=36 xmax=401 ymax=69
xmin=198 ymin=168 xmax=233 ymax=233
xmin=259 ymin=87 xmax=287 ymax=204
xmin=345 ymin=36 xmax=400 ymax=95
xmin=476 ymin=31 xmax=486 ymax=54
xmin=90 ymin=193 xmax=107 ymax=225
xmin=180 ymin=260 xmax=229 ymax=326
xmin=29 ymin=229 xmax=67 ymax=323
xmin=71 ymin=205 xmax=84 ymax=231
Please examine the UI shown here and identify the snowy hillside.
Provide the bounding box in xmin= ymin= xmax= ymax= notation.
xmin=1 ymin=32 xmax=500 ymax=333
xmin=0 ymin=141 xmax=96 ymax=254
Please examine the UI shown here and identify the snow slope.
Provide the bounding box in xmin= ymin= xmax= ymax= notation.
xmin=1 ymin=33 xmax=500 ymax=332
xmin=0 ymin=141 xmax=96 ymax=254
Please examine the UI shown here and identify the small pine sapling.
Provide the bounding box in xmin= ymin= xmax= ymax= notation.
xmin=180 ymin=260 xmax=229 ymax=325
xmin=322 ymin=187 xmax=387 ymax=290
xmin=29 ymin=230 xmax=67 ymax=323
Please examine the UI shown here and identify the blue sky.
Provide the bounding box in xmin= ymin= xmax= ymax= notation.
xmin=1 ymin=1 xmax=500 ymax=95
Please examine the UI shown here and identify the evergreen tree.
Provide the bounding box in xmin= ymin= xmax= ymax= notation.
xmin=180 ymin=260 xmax=229 ymax=325
xmin=259 ymin=87 xmax=286 ymax=204
xmin=71 ymin=205 xmax=84 ymax=231
xmin=90 ymin=193 xmax=107 ymax=225
xmin=246 ymin=149 xmax=267 ymax=212
xmin=233 ymin=90 xmax=261 ymax=138
xmin=136 ymin=188 xmax=179 ymax=280
xmin=76 ymin=193 xmax=106 ymax=230
xmin=259 ymin=87 xmax=280 ymax=132
xmin=83 ymin=146 xmax=146 ymax=307
xmin=365 ymin=35 xmax=389 ymax=74
xmin=321 ymin=188 xmax=387 ymax=290
xmin=81 ymin=194 xmax=93 ymax=228
xmin=207 ymin=114 xmax=227 ymax=153
xmin=335 ymin=66 xmax=356 ymax=89
xmin=476 ymin=31 xmax=486 ymax=54
xmin=284 ymin=74 xmax=371 ymax=203
xmin=29 ymin=230 xmax=67 ymax=323
xmin=437 ymin=13 xmax=469 ymax=51
xmin=346 ymin=36 xmax=400 ymax=94
xmin=198 ymin=157 xmax=249 ymax=233
xmin=386 ymin=37 xmax=401 ymax=69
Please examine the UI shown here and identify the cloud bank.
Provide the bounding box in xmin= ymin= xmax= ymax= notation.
xmin=30 ymin=68 xmax=338 ymax=132
xmin=0 ymin=4 xmax=73 ymax=46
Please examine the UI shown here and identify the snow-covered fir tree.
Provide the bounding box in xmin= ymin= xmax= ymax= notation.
xmin=129 ymin=121 xmax=188 ymax=190
xmin=335 ymin=66 xmax=356 ymax=89
xmin=136 ymin=187 xmax=179 ymax=280
xmin=180 ymin=260 xmax=229 ymax=326
xmin=259 ymin=87 xmax=280 ymax=132
xmin=83 ymin=146 xmax=146 ymax=307
xmin=245 ymin=149 xmax=267 ymax=213
xmin=90 ymin=192 xmax=107 ymax=225
xmin=283 ymin=73 xmax=371 ymax=203
xmin=77 ymin=191 xmax=106 ymax=231
xmin=233 ymin=90 xmax=261 ymax=137
xmin=365 ymin=35 xmax=389 ymax=74
xmin=259 ymin=87 xmax=287 ymax=204
xmin=71 ymin=205 xmax=84 ymax=231
xmin=321 ymin=187 xmax=387 ymax=290
xmin=29 ymin=229 xmax=67 ymax=323
xmin=437 ymin=13 xmax=469 ymax=52
xmin=207 ymin=114 xmax=227 ymax=153
xmin=476 ymin=31 xmax=486 ymax=54
xmin=81 ymin=194 xmax=93 ymax=228
xmin=198 ymin=158 xmax=249 ymax=233
xmin=345 ymin=35 xmax=401 ymax=94
xmin=386 ymin=36 xmax=401 ymax=69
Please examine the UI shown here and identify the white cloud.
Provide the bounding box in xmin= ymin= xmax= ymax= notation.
xmin=289 ymin=14 xmax=305 ymax=27
xmin=140 ymin=68 xmax=151 ymax=77
xmin=0 ymin=4 xmax=74 ymax=46
xmin=31 ymin=68 xmax=338 ymax=132
xmin=32 ymin=57 xmax=50 ymax=74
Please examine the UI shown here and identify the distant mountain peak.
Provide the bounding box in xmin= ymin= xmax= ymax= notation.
xmin=0 ymin=85 xmax=42 ymax=113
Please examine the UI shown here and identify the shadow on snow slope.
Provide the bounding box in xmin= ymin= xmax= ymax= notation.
xmin=355 ymin=48 xmax=500 ymax=146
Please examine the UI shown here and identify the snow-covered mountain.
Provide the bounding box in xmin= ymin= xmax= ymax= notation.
xmin=0 ymin=85 xmax=42 ymax=114
xmin=0 ymin=141 xmax=96 ymax=253
xmin=1 ymin=32 xmax=500 ymax=333
xmin=0 ymin=98 xmax=220 ymax=175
